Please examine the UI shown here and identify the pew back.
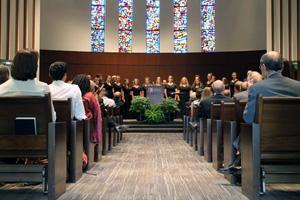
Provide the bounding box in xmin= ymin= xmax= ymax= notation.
xmin=256 ymin=96 xmax=300 ymax=156
xmin=220 ymin=102 xmax=236 ymax=121
xmin=0 ymin=94 xmax=52 ymax=157
xmin=210 ymin=103 xmax=221 ymax=120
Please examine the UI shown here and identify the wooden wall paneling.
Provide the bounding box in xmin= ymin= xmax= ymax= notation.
xmin=0 ymin=0 xmax=2 ymax=57
xmin=23 ymin=0 xmax=27 ymax=49
xmin=15 ymin=0 xmax=19 ymax=52
xmin=40 ymin=50 xmax=265 ymax=84
xmin=32 ymin=0 xmax=35 ymax=49
xmin=6 ymin=0 xmax=10 ymax=59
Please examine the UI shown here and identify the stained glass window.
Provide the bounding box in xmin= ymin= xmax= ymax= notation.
xmin=118 ymin=0 xmax=133 ymax=52
xmin=201 ymin=0 xmax=215 ymax=51
xmin=91 ymin=0 xmax=106 ymax=52
xmin=146 ymin=0 xmax=160 ymax=53
xmin=173 ymin=0 xmax=188 ymax=53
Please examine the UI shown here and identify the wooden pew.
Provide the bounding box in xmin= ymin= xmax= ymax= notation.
xmin=212 ymin=102 xmax=236 ymax=170
xmin=53 ymin=99 xmax=83 ymax=182
xmin=240 ymin=96 xmax=300 ymax=200
xmin=106 ymin=107 xmax=114 ymax=151
xmin=189 ymin=105 xmax=199 ymax=151
xmin=0 ymin=95 xmax=67 ymax=200
xmin=82 ymin=100 xmax=96 ymax=170
xmin=101 ymin=116 xmax=109 ymax=155
xmin=198 ymin=118 xmax=206 ymax=156
xmin=222 ymin=100 xmax=246 ymax=183
xmin=204 ymin=103 xmax=221 ymax=163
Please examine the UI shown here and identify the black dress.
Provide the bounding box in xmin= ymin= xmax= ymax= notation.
xmin=123 ymin=85 xmax=132 ymax=118
xmin=229 ymin=79 xmax=239 ymax=97
xmin=191 ymin=84 xmax=203 ymax=92
xmin=113 ymin=83 xmax=122 ymax=93
xmin=204 ymin=81 xmax=214 ymax=88
xmin=165 ymin=83 xmax=176 ymax=98
xmin=178 ymin=85 xmax=191 ymax=116
xmin=104 ymin=82 xmax=114 ymax=98
xmin=142 ymin=84 xmax=151 ymax=97
xmin=131 ymin=86 xmax=143 ymax=96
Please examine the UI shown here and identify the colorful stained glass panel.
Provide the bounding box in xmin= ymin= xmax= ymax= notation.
xmin=201 ymin=30 xmax=215 ymax=51
xmin=146 ymin=0 xmax=160 ymax=7
xmin=119 ymin=0 xmax=133 ymax=7
xmin=118 ymin=6 xmax=133 ymax=30
xmin=92 ymin=0 xmax=105 ymax=5
xmin=202 ymin=0 xmax=215 ymax=5
xmin=201 ymin=5 xmax=215 ymax=30
xmin=174 ymin=30 xmax=187 ymax=53
xmin=91 ymin=29 xmax=105 ymax=52
xmin=174 ymin=7 xmax=187 ymax=30
xmin=146 ymin=7 xmax=160 ymax=30
xmin=91 ymin=0 xmax=106 ymax=52
xmin=146 ymin=31 xmax=160 ymax=53
xmin=91 ymin=6 xmax=105 ymax=30
xmin=174 ymin=0 xmax=187 ymax=7
xmin=119 ymin=30 xmax=133 ymax=52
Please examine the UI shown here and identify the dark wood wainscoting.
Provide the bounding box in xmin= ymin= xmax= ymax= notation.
xmin=40 ymin=50 xmax=266 ymax=84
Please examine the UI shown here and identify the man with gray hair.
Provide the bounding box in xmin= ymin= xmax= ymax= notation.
xmin=243 ymin=51 xmax=300 ymax=123
xmin=234 ymin=71 xmax=262 ymax=102
xmin=198 ymin=80 xmax=233 ymax=119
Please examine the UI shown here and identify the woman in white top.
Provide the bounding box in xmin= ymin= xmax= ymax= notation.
xmin=0 ymin=50 xmax=56 ymax=121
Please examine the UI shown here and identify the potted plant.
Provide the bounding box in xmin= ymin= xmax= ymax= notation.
xmin=130 ymin=96 xmax=151 ymax=121
xmin=145 ymin=105 xmax=165 ymax=124
xmin=159 ymin=98 xmax=180 ymax=121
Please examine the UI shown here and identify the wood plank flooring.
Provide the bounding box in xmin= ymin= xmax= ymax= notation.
xmin=0 ymin=133 xmax=299 ymax=200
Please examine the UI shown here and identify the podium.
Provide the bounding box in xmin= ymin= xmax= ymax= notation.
xmin=146 ymin=86 xmax=164 ymax=104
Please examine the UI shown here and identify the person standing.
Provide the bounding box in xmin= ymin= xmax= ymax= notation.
xmin=104 ymin=75 xmax=114 ymax=99
xmin=177 ymin=77 xmax=191 ymax=116
xmin=164 ymin=75 xmax=176 ymax=99
xmin=131 ymin=78 xmax=143 ymax=97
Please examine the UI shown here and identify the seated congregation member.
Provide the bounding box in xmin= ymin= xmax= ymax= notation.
xmin=164 ymin=75 xmax=176 ymax=99
xmin=72 ymin=74 xmax=102 ymax=143
xmin=198 ymin=80 xmax=233 ymax=119
xmin=142 ymin=76 xmax=152 ymax=97
xmin=100 ymin=89 xmax=116 ymax=108
xmin=234 ymin=71 xmax=262 ymax=102
xmin=229 ymin=72 xmax=239 ymax=97
xmin=0 ymin=50 xmax=56 ymax=121
xmin=155 ymin=76 xmax=162 ymax=86
xmin=122 ymin=78 xmax=132 ymax=118
xmin=0 ymin=65 xmax=9 ymax=85
xmin=177 ymin=77 xmax=191 ymax=116
xmin=49 ymin=62 xmax=86 ymax=120
xmin=204 ymin=73 xmax=214 ymax=87
xmin=104 ymin=75 xmax=114 ymax=99
xmin=243 ymin=51 xmax=300 ymax=124
xmin=131 ymin=78 xmax=143 ymax=97
xmin=191 ymin=75 xmax=203 ymax=92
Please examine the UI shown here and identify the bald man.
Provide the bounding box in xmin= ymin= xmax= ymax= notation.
xmin=198 ymin=80 xmax=233 ymax=119
xmin=243 ymin=51 xmax=300 ymax=123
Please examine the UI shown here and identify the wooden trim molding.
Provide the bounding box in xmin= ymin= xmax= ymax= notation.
xmin=6 ymin=0 xmax=10 ymax=59
xmin=271 ymin=0 xmax=274 ymax=51
xmin=0 ymin=0 xmax=2 ymax=57
xmin=32 ymin=0 xmax=35 ymax=49
xmin=279 ymin=0 xmax=283 ymax=54
xmin=288 ymin=0 xmax=291 ymax=60
xmin=15 ymin=0 xmax=19 ymax=52
xmin=297 ymin=1 xmax=300 ymax=60
xmin=23 ymin=0 xmax=27 ymax=49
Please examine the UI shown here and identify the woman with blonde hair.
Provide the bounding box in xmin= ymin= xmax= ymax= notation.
xmin=177 ymin=76 xmax=191 ymax=116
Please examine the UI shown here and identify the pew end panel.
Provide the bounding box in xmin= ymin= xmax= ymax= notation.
xmin=53 ymin=99 xmax=83 ymax=183
xmin=83 ymin=119 xmax=95 ymax=170
xmin=212 ymin=119 xmax=223 ymax=170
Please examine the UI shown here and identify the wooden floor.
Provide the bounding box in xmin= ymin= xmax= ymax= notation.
xmin=1 ymin=133 xmax=300 ymax=200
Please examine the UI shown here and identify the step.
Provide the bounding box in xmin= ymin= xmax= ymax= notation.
xmin=127 ymin=127 xmax=183 ymax=133
xmin=128 ymin=124 xmax=183 ymax=129
xmin=123 ymin=119 xmax=183 ymax=125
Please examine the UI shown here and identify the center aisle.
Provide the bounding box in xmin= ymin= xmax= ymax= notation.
xmin=59 ymin=133 xmax=247 ymax=200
